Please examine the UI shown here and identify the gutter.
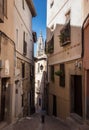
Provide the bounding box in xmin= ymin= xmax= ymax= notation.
xmin=26 ymin=0 xmax=37 ymax=17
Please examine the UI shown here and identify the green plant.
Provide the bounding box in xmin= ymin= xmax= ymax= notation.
xmin=55 ymin=70 xmax=64 ymax=76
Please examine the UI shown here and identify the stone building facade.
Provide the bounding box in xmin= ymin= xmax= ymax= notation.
xmin=14 ymin=0 xmax=36 ymax=118
xmin=0 ymin=0 xmax=36 ymax=125
xmin=0 ymin=0 xmax=15 ymax=123
xmin=46 ymin=0 xmax=84 ymax=119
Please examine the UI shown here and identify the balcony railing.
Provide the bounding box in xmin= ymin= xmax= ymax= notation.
xmin=59 ymin=21 xmax=71 ymax=46
xmin=46 ymin=35 xmax=54 ymax=54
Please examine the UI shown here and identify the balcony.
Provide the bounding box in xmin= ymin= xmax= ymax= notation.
xmin=59 ymin=21 xmax=71 ymax=46
xmin=46 ymin=35 xmax=54 ymax=54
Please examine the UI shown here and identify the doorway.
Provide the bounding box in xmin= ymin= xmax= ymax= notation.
xmin=53 ymin=95 xmax=57 ymax=116
xmin=0 ymin=78 xmax=9 ymax=121
xmin=71 ymin=75 xmax=82 ymax=116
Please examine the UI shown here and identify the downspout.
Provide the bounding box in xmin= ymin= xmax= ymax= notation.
xmin=81 ymin=14 xmax=89 ymax=58
xmin=81 ymin=14 xmax=89 ymax=121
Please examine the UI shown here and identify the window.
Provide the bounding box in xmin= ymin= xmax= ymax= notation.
xmin=50 ymin=65 xmax=55 ymax=82
xmin=22 ymin=63 xmax=25 ymax=78
xmin=22 ymin=0 xmax=25 ymax=9
xmin=60 ymin=64 xmax=65 ymax=87
xmin=59 ymin=10 xmax=71 ymax=46
xmin=23 ymin=32 xmax=27 ymax=55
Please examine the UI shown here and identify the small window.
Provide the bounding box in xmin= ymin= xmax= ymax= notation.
xmin=60 ymin=64 xmax=65 ymax=87
xmin=22 ymin=63 xmax=25 ymax=78
xmin=50 ymin=65 xmax=55 ymax=82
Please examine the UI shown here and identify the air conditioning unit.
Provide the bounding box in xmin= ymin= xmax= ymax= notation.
xmin=0 ymin=60 xmax=3 ymax=68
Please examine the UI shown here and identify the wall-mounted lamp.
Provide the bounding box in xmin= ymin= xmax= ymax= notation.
xmin=78 ymin=62 xmax=82 ymax=70
xmin=75 ymin=61 xmax=82 ymax=70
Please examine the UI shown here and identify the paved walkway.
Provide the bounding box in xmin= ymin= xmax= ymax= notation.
xmin=1 ymin=114 xmax=89 ymax=130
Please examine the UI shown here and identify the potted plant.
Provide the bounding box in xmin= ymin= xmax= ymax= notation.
xmin=55 ymin=70 xmax=64 ymax=76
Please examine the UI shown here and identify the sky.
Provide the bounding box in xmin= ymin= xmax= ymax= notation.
xmin=32 ymin=0 xmax=47 ymax=56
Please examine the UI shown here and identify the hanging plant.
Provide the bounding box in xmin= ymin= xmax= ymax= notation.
xmin=55 ymin=70 xmax=64 ymax=76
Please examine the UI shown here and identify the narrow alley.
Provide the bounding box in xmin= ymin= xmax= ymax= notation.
xmin=1 ymin=114 xmax=89 ymax=130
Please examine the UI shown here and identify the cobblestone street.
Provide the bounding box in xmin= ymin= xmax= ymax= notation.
xmin=1 ymin=114 xmax=89 ymax=130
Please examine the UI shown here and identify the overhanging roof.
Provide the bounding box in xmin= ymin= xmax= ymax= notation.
xmin=26 ymin=0 xmax=36 ymax=17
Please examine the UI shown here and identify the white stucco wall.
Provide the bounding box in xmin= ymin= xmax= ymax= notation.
xmin=14 ymin=0 xmax=33 ymax=61
xmin=47 ymin=0 xmax=83 ymax=65
xmin=47 ymin=0 xmax=83 ymax=27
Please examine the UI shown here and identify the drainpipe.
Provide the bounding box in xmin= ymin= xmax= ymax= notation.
xmin=81 ymin=14 xmax=89 ymax=58
xmin=81 ymin=14 xmax=89 ymax=121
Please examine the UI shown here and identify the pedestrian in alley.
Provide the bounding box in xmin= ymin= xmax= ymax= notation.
xmin=40 ymin=109 xmax=46 ymax=123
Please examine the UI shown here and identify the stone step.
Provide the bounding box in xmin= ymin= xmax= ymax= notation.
xmin=65 ymin=113 xmax=89 ymax=130
xmin=70 ymin=113 xmax=84 ymax=125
